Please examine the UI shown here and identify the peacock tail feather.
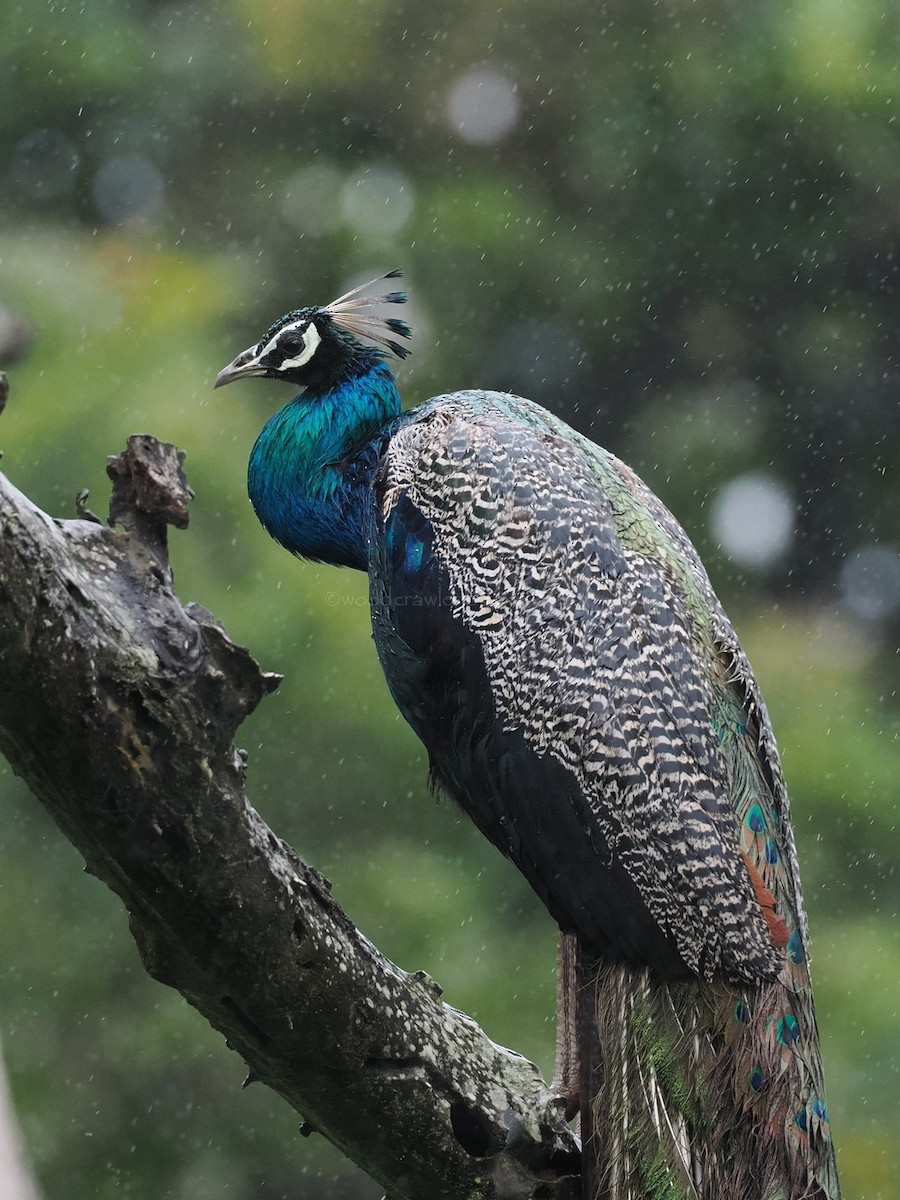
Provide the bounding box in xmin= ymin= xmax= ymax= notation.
xmin=587 ymin=958 xmax=837 ymax=1200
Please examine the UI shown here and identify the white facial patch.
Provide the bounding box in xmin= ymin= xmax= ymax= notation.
xmin=255 ymin=318 xmax=323 ymax=371
xmin=277 ymin=320 xmax=322 ymax=371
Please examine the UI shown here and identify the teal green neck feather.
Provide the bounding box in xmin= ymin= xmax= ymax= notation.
xmin=247 ymin=360 xmax=402 ymax=569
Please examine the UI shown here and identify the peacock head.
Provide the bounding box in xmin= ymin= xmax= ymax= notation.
xmin=214 ymin=270 xmax=411 ymax=393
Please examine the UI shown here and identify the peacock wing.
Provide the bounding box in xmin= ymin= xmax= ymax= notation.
xmin=370 ymin=392 xmax=781 ymax=985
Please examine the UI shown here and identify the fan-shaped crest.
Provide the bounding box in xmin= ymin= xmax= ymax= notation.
xmin=324 ymin=269 xmax=413 ymax=359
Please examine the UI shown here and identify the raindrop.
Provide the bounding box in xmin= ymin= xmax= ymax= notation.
xmin=711 ymin=473 xmax=794 ymax=569
xmin=280 ymin=162 xmax=345 ymax=237
xmin=339 ymin=164 xmax=415 ymax=239
xmin=447 ymin=65 xmax=520 ymax=146
xmin=811 ymin=610 xmax=878 ymax=669
xmin=838 ymin=544 xmax=900 ymax=621
xmin=92 ymin=155 xmax=164 ymax=225
xmin=12 ymin=130 xmax=80 ymax=199
xmin=492 ymin=319 xmax=589 ymax=400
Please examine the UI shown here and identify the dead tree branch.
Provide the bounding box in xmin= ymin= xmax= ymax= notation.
xmin=0 ymin=393 xmax=579 ymax=1200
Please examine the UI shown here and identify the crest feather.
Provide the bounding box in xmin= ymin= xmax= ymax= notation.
xmin=324 ymin=269 xmax=412 ymax=359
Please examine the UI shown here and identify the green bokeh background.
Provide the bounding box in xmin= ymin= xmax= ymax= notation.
xmin=1 ymin=0 xmax=897 ymax=1196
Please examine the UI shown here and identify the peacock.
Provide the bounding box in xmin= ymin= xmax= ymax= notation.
xmin=215 ymin=271 xmax=840 ymax=1200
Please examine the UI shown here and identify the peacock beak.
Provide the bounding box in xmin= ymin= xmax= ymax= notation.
xmin=214 ymin=346 xmax=266 ymax=389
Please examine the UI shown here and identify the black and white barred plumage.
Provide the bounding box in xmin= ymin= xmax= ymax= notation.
xmin=374 ymin=391 xmax=782 ymax=982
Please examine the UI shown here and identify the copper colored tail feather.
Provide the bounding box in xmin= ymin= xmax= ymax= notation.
xmin=741 ymin=851 xmax=791 ymax=951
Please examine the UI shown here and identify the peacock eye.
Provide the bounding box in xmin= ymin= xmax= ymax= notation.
xmin=278 ymin=327 xmax=308 ymax=354
xmin=278 ymin=320 xmax=322 ymax=371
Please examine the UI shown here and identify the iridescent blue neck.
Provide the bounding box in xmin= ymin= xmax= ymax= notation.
xmin=248 ymin=361 xmax=402 ymax=570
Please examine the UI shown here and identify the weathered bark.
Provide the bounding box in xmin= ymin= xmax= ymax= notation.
xmin=0 ymin=402 xmax=580 ymax=1200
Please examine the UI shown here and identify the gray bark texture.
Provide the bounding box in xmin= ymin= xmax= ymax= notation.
xmin=0 ymin=383 xmax=580 ymax=1200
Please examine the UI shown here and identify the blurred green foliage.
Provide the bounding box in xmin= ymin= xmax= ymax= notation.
xmin=0 ymin=0 xmax=897 ymax=1196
